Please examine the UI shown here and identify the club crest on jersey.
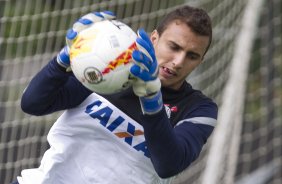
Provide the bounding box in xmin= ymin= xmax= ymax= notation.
xmin=164 ymin=105 xmax=171 ymax=119
xmin=164 ymin=104 xmax=178 ymax=119
xmin=85 ymin=100 xmax=150 ymax=158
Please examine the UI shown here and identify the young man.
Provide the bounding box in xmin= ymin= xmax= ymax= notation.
xmin=15 ymin=5 xmax=217 ymax=184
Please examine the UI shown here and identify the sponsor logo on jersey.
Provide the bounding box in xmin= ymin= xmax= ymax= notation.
xmin=85 ymin=99 xmax=150 ymax=158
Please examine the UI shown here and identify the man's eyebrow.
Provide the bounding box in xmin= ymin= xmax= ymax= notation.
xmin=169 ymin=41 xmax=181 ymax=48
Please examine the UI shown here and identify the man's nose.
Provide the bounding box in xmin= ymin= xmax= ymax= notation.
xmin=173 ymin=53 xmax=186 ymax=68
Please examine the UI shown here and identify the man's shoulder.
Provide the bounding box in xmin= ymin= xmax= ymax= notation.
xmin=164 ymin=82 xmax=217 ymax=125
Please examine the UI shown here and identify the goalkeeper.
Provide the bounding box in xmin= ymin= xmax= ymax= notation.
xmin=13 ymin=5 xmax=217 ymax=184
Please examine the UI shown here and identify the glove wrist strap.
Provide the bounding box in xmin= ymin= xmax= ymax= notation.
xmin=57 ymin=46 xmax=71 ymax=72
xmin=139 ymin=91 xmax=163 ymax=115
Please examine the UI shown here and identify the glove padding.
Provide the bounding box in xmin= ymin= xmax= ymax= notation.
xmin=130 ymin=29 xmax=163 ymax=115
xmin=130 ymin=29 xmax=161 ymax=97
xmin=57 ymin=11 xmax=116 ymax=71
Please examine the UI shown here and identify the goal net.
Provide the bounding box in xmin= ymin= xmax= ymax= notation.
xmin=0 ymin=0 xmax=281 ymax=183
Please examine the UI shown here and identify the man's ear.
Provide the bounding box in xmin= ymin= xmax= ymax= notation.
xmin=150 ymin=30 xmax=159 ymax=45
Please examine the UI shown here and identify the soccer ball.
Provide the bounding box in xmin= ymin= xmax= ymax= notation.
xmin=69 ymin=20 xmax=137 ymax=94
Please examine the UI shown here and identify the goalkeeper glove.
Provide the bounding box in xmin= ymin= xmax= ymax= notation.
xmin=130 ymin=29 xmax=162 ymax=115
xmin=56 ymin=11 xmax=116 ymax=71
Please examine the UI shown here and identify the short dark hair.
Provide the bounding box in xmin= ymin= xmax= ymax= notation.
xmin=156 ymin=5 xmax=212 ymax=55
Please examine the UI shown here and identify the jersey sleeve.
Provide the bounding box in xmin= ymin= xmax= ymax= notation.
xmin=21 ymin=57 xmax=92 ymax=115
xmin=141 ymin=100 xmax=217 ymax=178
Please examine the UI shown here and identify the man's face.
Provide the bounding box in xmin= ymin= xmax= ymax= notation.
xmin=151 ymin=20 xmax=210 ymax=90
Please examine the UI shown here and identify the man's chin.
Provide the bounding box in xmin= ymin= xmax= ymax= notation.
xmin=160 ymin=79 xmax=172 ymax=88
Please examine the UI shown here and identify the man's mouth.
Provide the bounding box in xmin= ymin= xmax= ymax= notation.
xmin=160 ymin=66 xmax=176 ymax=77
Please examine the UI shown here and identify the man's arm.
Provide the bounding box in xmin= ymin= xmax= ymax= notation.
xmin=21 ymin=11 xmax=116 ymax=116
xmin=142 ymin=101 xmax=217 ymax=178
xmin=21 ymin=58 xmax=91 ymax=115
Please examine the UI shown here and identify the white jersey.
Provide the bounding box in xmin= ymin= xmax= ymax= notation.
xmin=17 ymin=93 xmax=174 ymax=184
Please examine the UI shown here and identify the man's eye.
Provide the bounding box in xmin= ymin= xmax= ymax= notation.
xmin=187 ymin=54 xmax=199 ymax=60
xmin=169 ymin=44 xmax=179 ymax=51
